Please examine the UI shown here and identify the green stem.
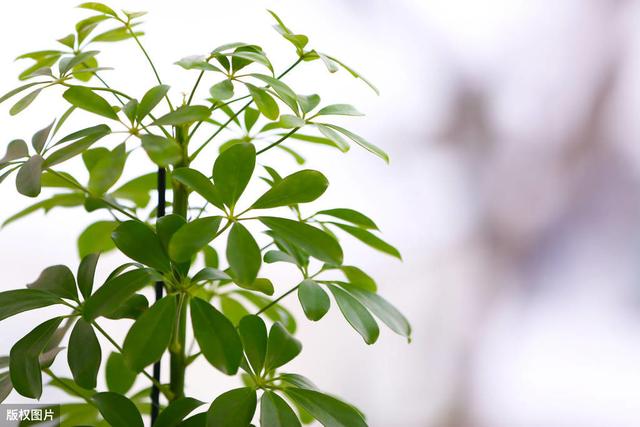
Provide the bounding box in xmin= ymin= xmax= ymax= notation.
xmin=44 ymin=368 xmax=94 ymax=406
xmin=256 ymin=127 xmax=300 ymax=155
xmin=255 ymin=284 xmax=300 ymax=315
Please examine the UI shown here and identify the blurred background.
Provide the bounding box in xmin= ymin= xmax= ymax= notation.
xmin=3 ymin=0 xmax=640 ymax=426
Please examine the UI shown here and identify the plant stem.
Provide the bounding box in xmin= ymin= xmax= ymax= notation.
xmin=256 ymin=127 xmax=300 ymax=155
xmin=255 ymin=284 xmax=300 ymax=315
xmin=43 ymin=368 xmax=94 ymax=406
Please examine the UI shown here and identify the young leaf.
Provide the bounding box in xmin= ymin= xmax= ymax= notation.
xmin=106 ymin=352 xmax=136 ymax=394
xmin=261 ymin=391 xmax=302 ymax=427
xmin=315 ymin=104 xmax=363 ymax=117
xmin=122 ymin=296 xmax=177 ymax=372
xmin=209 ymin=80 xmax=234 ymax=101
xmin=78 ymin=220 xmax=118 ymax=257
xmin=77 ymin=253 xmax=100 ymax=299
xmin=264 ymin=322 xmax=302 ymax=372
xmin=331 ymin=223 xmax=401 ymax=259
xmin=93 ymin=392 xmax=144 ymax=427
xmin=238 ymin=315 xmax=267 ymax=375
xmin=68 ymin=319 xmax=101 ymax=389
xmin=297 ymin=279 xmax=330 ymax=321
xmin=212 ymin=142 xmax=255 ymax=209
xmin=153 ymin=105 xmax=210 ymax=126
xmin=251 ymin=170 xmax=328 ymax=209
xmin=16 ymin=155 xmax=43 ymax=197
xmin=63 ymin=86 xmax=118 ymax=120
xmin=172 ymin=167 xmax=224 ymax=210
xmin=0 ymin=289 xmax=62 ymax=321
xmin=259 ymin=217 xmax=343 ymax=265
xmin=83 ymin=269 xmax=152 ymax=321
xmin=247 ymin=84 xmax=279 ymax=120
xmin=190 ymin=297 xmax=243 ymax=375
xmin=316 ymin=208 xmax=377 ymax=230
xmin=10 ymin=317 xmax=63 ymax=398
xmin=207 ymin=387 xmax=257 ymax=427
xmin=264 ymin=250 xmax=298 ymax=265
xmin=298 ymin=94 xmax=320 ymax=114
xmin=77 ymin=2 xmax=118 ymax=17
xmin=315 ymin=124 xmax=350 ymax=152
xmin=168 ymin=216 xmax=222 ymax=263
xmin=112 ymin=221 xmax=172 ymax=272
xmin=227 ymin=223 xmax=261 ymax=286
xmin=27 ymin=265 xmax=78 ymax=301
xmin=0 ymin=139 xmax=29 ymax=164
xmin=248 ymin=74 xmax=298 ymax=113
xmin=137 ymin=84 xmax=170 ymax=121
xmin=154 ymin=397 xmax=204 ymax=427
xmin=328 ymin=285 xmax=379 ymax=345
xmin=284 ymin=388 xmax=367 ymax=427
xmin=141 ymin=134 xmax=183 ymax=166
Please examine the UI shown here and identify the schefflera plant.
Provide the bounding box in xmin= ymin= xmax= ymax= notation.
xmin=0 ymin=3 xmax=411 ymax=427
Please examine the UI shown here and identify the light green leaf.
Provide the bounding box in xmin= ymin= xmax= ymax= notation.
xmin=16 ymin=155 xmax=43 ymax=197
xmin=212 ymin=142 xmax=255 ymax=208
xmin=44 ymin=125 xmax=111 ymax=167
xmin=0 ymin=82 xmax=45 ymax=105
xmin=31 ymin=120 xmax=55 ymax=153
xmin=83 ymin=269 xmax=152 ymax=321
xmin=10 ymin=89 xmax=42 ymax=115
xmin=339 ymin=266 xmax=377 ymax=292
xmin=27 ymin=265 xmax=77 ymax=301
xmin=123 ymin=296 xmax=177 ymax=372
xmin=172 ymin=167 xmax=224 ymax=210
xmin=261 ymin=390 xmax=301 ymax=427
xmin=209 ymin=80 xmax=234 ymax=101
xmin=284 ymin=388 xmax=367 ymax=427
xmin=238 ymin=315 xmax=267 ymax=375
xmin=93 ymin=392 xmax=144 ymax=427
xmin=141 ymin=134 xmax=183 ymax=166
xmin=330 ymin=222 xmax=401 ymax=259
xmin=78 ymin=220 xmax=118 ymax=257
xmin=93 ymin=26 xmax=143 ymax=42
xmin=264 ymin=322 xmax=302 ymax=372
xmin=137 ymin=84 xmax=170 ymax=121
xmin=77 ymin=2 xmax=118 ymax=16
xmin=264 ymin=250 xmax=298 ymax=265
xmin=157 ymin=214 xmax=186 ymax=251
xmin=247 ymin=84 xmax=279 ymax=120
xmin=316 ymin=208 xmax=377 ymax=230
xmin=1 ymin=139 xmax=29 ymax=164
xmin=153 ymin=105 xmax=210 ymax=126
xmin=0 ymin=289 xmax=62 ymax=321
xmin=105 ymin=352 xmax=136 ymax=394
xmin=227 ymin=223 xmax=261 ymax=286
xmin=297 ymin=94 xmax=320 ymax=114
xmin=77 ymin=253 xmax=100 ymax=299
xmin=248 ymin=74 xmax=298 ymax=113
xmin=314 ymin=124 xmax=350 ymax=152
xmin=207 ymin=387 xmax=257 ymax=427
xmin=88 ymin=143 xmax=127 ymax=194
xmin=190 ymin=297 xmax=243 ymax=375
xmin=251 ymin=170 xmax=328 ymax=209
xmin=168 ymin=216 xmax=222 ymax=263
xmin=68 ymin=319 xmax=101 ymax=389
xmin=279 ymin=115 xmax=305 ymax=129
xmin=220 ymin=296 xmax=251 ymax=326
xmin=315 ymin=104 xmax=363 ymax=117
xmin=297 ymin=279 xmax=330 ymax=321
xmin=63 ymin=86 xmax=118 ymax=120
xmin=323 ymin=124 xmax=388 ymax=163
xmin=191 ymin=267 xmax=230 ymax=283
xmin=112 ymin=221 xmax=172 ymax=272
xmin=328 ymin=285 xmax=379 ymax=345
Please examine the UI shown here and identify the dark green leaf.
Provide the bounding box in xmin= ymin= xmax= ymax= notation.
xmin=141 ymin=134 xmax=183 ymax=166
xmin=220 ymin=296 xmax=251 ymax=326
xmin=264 ymin=322 xmax=302 ymax=372
xmin=105 ymin=293 xmax=149 ymax=320
xmin=77 ymin=253 xmax=100 ymax=299
xmin=112 ymin=221 xmax=172 ymax=272
xmin=238 ymin=315 xmax=267 ymax=375
xmin=172 ymin=167 xmax=224 ymax=210
xmin=93 ymin=392 xmax=144 ymax=427
xmin=331 ymin=223 xmax=401 ymax=259
xmin=297 ymin=279 xmax=330 ymax=321
xmin=259 ymin=217 xmax=343 ymax=265
xmin=63 ymin=86 xmax=118 ymax=120
xmin=237 ymin=291 xmax=297 ymax=334
xmin=328 ymin=285 xmax=379 ymax=344
xmin=157 ymin=214 xmax=186 ymax=251
xmin=247 ymin=84 xmax=279 ymax=120
xmin=106 ymin=352 xmax=137 ymax=394
xmin=241 ymin=278 xmax=274 ymax=296
xmin=0 ymin=289 xmax=62 ymax=321
xmin=88 ymin=143 xmax=127 ymax=194
xmin=0 ymin=372 xmax=12 ymax=404
xmin=316 ymin=208 xmax=377 ymax=230
xmin=168 ymin=216 xmax=223 ymax=263
xmin=27 ymin=265 xmax=77 ymax=301
xmin=278 ymin=373 xmax=317 ymax=390
xmin=68 ymin=319 xmax=101 ymax=389
xmin=155 ymin=397 xmax=204 ymax=427
xmin=192 ymin=267 xmax=230 ymax=283
xmin=190 ymin=297 xmax=242 ymax=375
xmin=78 ymin=220 xmax=118 ymax=257
xmin=212 ymin=142 xmax=255 ymax=208
xmin=83 ymin=269 xmax=152 ymax=320
xmin=284 ymin=388 xmax=366 ymax=427
xmin=154 ymin=105 xmax=210 ymax=126
xmin=123 ymin=296 xmax=177 ymax=372
xmin=177 ymin=412 xmax=207 ymax=427
xmin=264 ymin=250 xmax=298 ymax=265
xmin=137 ymin=84 xmax=170 ymax=121
xmin=228 ymin=50 xmax=273 ymax=72
xmin=261 ymin=391 xmax=301 ymax=427
xmin=206 ymin=387 xmax=256 ymax=427
xmin=16 ymin=155 xmax=43 ymax=197
xmin=227 ymin=223 xmax=261 ymax=286
xmin=10 ymin=317 xmax=62 ymax=398
xmin=251 ymin=170 xmax=328 ymax=209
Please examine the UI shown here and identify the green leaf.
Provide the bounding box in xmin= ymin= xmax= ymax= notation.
xmin=248 ymin=74 xmax=298 ymax=113
xmin=27 ymin=265 xmax=78 ymax=301
xmin=328 ymin=285 xmax=379 ymax=345
xmin=31 ymin=120 xmax=55 ymax=153
xmin=172 ymin=167 xmax=224 ymax=210
xmin=0 ymin=289 xmax=62 ymax=321
xmin=264 ymin=322 xmax=302 ymax=372
xmin=244 ymin=107 xmax=260 ymax=131
xmin=220 ymin=296 xmax=251 ymax=326
xmin=259 ymin=217 xmax=343 ymax=265
xmin=315 ymin=124 xmax=350 ymax=152
xmin=0 ymin=139 xmax=29 ymax=164
xmin=206 ymin=387 xmax=257 ymax=427
xmin=323 ymin=124 xmax=388 ymax=163
xmin=78 ymin=220 xmax=118 ymax=257
xmin=209 ymin=80 xmax=234 ymax=101
xmin=227 ymin=223 xmax=261 ymax=286
xmin=93 ymin=26 xmax=143 ymax=42
xmin=77 ymin=253 xmax=100 ymax=299
xmin=112 ymin=172 xmax=163 ymax=208
xmin=10 ymin=89 xmax=42 ymax=115
xmin=68 ymin=319 xmax=101 ymax=389
xmin=155 ymin=397 xmax=204 ymax=427
xmin=251 ymin=170 xmax=328 ymax=209
xmin=137 ymin=84 xmax=170 ymax=121
xmin=59 ymin=51 xmax=99 ymax=75
xmin=154 ymin=105 xmax=210 ymax=126
xmin=123 ymin=296 xmax=177 ymax=372
xmin=83 ymin=269 xmax=152 ymax=321
xmin=321 ymin=54 xmax=379 ymax=95
xmin=238 ymin=315 xmax=267 ymax=375
xmin=336 ymin=283 xmax=411 ymax=340
xmin=175 ymin=55 xmax=222 ymax=71
xmin=191 ymin=297 xmax=243 ymax=375
xmin=264 ymin=250 xmax=298 ymax=265
xmin=10 ymin=317 xmax=62 ymax=398
xmin=141 ymin=134 xmax=183 ymax=166
xmin=247 ymin=84 xmax=279 ymax=120
xmin=178 ymin=412 xmax=207 ymax=427
xmin=123 ymin=99 xmax=138 ymax=123
xmin=105 ymin=293 xmax=149 ymax=320
xmin=157 ymin=214 xmax=187 ymax=251
xmin=212 ymin=142 xmax=255 ymax=208
xmin=0 ymin=82 xmax=45 ymax=105
xmin=241 ymin=278 xmax=275 ymax=296
xmin=237 ymin=291 xmax=297 ymax=334
xmin=168 ymin=216 xmax=223 ymax=263
xmin=112 ymin=221 xmax=172 ymax=272
xmin=0 ymin=372 xmax=12 ymax=404
xmin=106 ymin=352 xmax=137 ymax=394
xmin=93 ymin=392 xmax=144 ymax=427
xmin=339 ymin=266 xmax=376 ymax=292
xmin=331 ymin=223 xmax=401 ymax=259
xmin=88 ymin=143 xmax=127 ymax=194
xmin=278 ymin=115 xmax=305 ymax=129
xmin=298 ymin=94 xmax=320 ymax=114
xmin=284 ymin=388 xmax=367 ymax=427
xmin=297 ymin=279 xmax=330 ymax=321
xmin=77 ymin=2 xmax=118 ymax=16
xmin=16 ymin=155 xmax=43 ymax=197
xmin=55 ymin=123 xmax=111 ymax=145
xmin=63 ymin=86 xmax=118 ymax=120
xmin=228 ymin=50 xmax=273 ymax=72
xmin=278 ymin=373 xmax=317 ymax=390
xmin=261 ymin=391 xmax=301 ymax=427
xmin=44 ymin=125 xmax=111 ymax=167
xmin=192 ymin=267 xmax=230 ymax=283
xmin=316 ymin=208 xmax=377 ymax=230
xmin=315 ymin=104 xmax=363 ymax=117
